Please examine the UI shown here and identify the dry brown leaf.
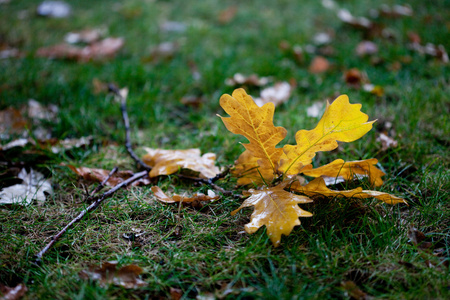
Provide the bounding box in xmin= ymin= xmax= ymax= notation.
xmin=308 ymin=56 xmax=330 ymax=74
xmin=408 ymin=227 xmax=433 ymax=250
xmin=355 ymin=41 xmax=378 ymax=56
xmin=0 ymin=107 xmax=28 ymax=138
xmin=151 ymin=186 xmax=219 ymax=204
xmin=378 ymin=4 xmax=413 ymax=18
xmin=67 ymin=165 xmax=150 ymax=187
xmin=344 ymin=68 xmax=369 ymax=88
xmin=143 ymin=42 xmax=179 ymax=63
xmin=37 ymin=37 xmax=124 ymax=62
xmin=362 ymin=84 xmax=384 ymax=97
xmin=231 ymin=184 xmax=312 ymax=247
xmin=341 ymin=281 xmax=369 ymax=300
xmin=337 ymin=9 xmax=372 ymax=29
xmin=409 ymin=42 xmax=449 ymax=63
xmin=79 ymin=261 xmax=147 ymax=289
xmin=289 ymin=177 xmax=405 ymax=205
xmin=219 ymin=88 xmax=287 ymax=174
xmin=303 ymin=158 xmax=385 ymax=187
xmin=0 ymin=284 xmax=27 ymax=300
xmin=218 ymin=6 xmax=238 ymax=24
xmin=254 ymin=82 xmax=292 ymax=107
xmin=65 ymin=28 xmax=105 ymax=44
xmin=376 ymin=133 xmax=398 ymax=151
xmin=142 ymin=148 xmax=221 ymax=179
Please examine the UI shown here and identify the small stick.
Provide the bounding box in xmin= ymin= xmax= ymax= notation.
xmin=85 ymin=167 xmax=119 ymax=202
xmin=34 ymin=170 xmax=148 ymax=264
xmin=108 ymin=84 xmax=152 ymax=171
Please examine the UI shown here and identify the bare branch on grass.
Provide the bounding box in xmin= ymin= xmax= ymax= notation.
xmin=35 ymin=170 xmax=148 ymax=264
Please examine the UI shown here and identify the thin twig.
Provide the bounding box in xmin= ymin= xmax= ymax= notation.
xmin=108 ymin=84 xmax=152 ymax=171
xmin=84 ymin=167 xmax=119 ymax=202
xmin=34 ymin=170 xmax=148 ymax=264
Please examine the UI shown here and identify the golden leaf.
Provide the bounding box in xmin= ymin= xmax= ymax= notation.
xmin=289 ymin=177 xmax=406 ymax=205
xmin=151 ymin=186 xmax=219 ymax=203
xmin=231 ymin=184 xmax=313 ymax=247
xmin=232 ymin=150 xmax=275 ymax=186
xmin=279 ymin=95 xmax=375 ymax=175
xmin=142 ymin=148 xmax=221 ymax=179
xmin=219 ymin=88 xmax=287 ymax=174
xmin=302 ymin=158 xmax=385 ymax=187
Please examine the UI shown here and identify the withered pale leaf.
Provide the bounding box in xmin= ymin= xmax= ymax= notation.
xmin=225 ymin=73 xmax=271 ymax=87
xmin=151 ymin=186 xmax=219 ymax=205
xmin=219 ymin=88 xmax=287 ymax=174
xmin=79 ymin=261 xmax=147 ymax=289
xmin=254 ymin=82 xmax=292 ymax=107
xmin=289 ymin=177 xmax=405 ymax=205
xmin=279 ymin=95 xmax=375 ymax=175
xmin=302 ymin=158 xmax=385 ymax=187
xmin=0 ymin=283 xmax=27 ymax=300
xmin=142 ymin=148 xmax=221 ymax=179
xmin=308 ymin=56 xmax=330 ymax=74
xmin=231 ymin=184 xmax=313 ymax=247
xmin=0 ymin=168 xmax=52 ymax=205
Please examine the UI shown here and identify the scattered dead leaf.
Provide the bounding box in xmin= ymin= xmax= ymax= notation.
xmin=362 ymin=84 xmax=384 ymax=97
xmin=218 ymin=6 xmax=238 ymax=24
xmin=408 ymin=227 xmax=433 ymax=250
xmin=68 ymin=165 xmax=150 ymax=187
xmin=37 ymin=37 xmax=124 ymax=62
xmin=254 ymin=82 xmax=292 ymax=107
xmin=309 ymin=56 xmax=330 ymax=73
xmin=337 ymin=9 xmax=372 ymax=30
xmin=225 ymin=73 xmax=271 ymax=87
xmin=0 ymin=283 xmax=27 ymax=300
xmin=0 ymin=107 xmax=28 ymax=138
xmin=341 ymin=281 xmax=369 ymax=300
xmin=356 ymin=41 xmax=378 ymax=56
xmin=143 ymin=41 xmax=179 ymax=63
xmin=64 ymin=28 xmax=105 ymax=44
xmin=0 ymin=168 xmax=53 ymax=205
xmin=344 ymin=68 xmax=369 ymax=88
xmin=306 ymin=101 xmax=324 ymax=118
xmin=313 ymin=32 xmax=333 ymax=45
xmin=79 ymin=261 xmax=147 ymax=289
xmin=159 ymin=21 xmax=186 ymax=33
xmin=92 ymin=78 xmax=109 ymax=94
xmin=378 ymin=4 xmax=413 ymax=18
xmin=376 ymin=133 xmax=398 ymax=151
xmin=180 ymin=95 xmax=205 ymax=108
xmin=143 ymin=148 xmax=221 ymax=179
xmin=409 ymin=42 xmax=448 ymax=63
xmin=37 ymin=1 xmax=71 ymax=18
xmin=151 ymin=186 xmax=219 ymax=208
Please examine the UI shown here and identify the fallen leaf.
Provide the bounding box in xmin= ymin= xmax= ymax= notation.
xmin=308 ymin=56 xmax=330 ymax=74
xmin=376 ymin=133 xmax=398 ymax=151
xmin=279 ymin=95 xmax=375 ymax=175
xmin=37 ymin=37 xmax=124 ymax=62
xmin=180 ymin=95 xmax=205 ymax=108
xmin=231 ymin=184 xmax=313 ymax=247
xmin=0 ymin=168 xmax=53 ymax=205
xmin=65 ymin=28 xmax=105 ymax=44
xmin=37 ymin=1 xmax=71 ymax=18
xmin=289 ymin=177 xmax=405 ymax=205
xmin=378 ymin=4 xmax=413 ymax=18
xmin=142 ymin=148 xmax=221 ymax=179
xmin=0 ymin=107 xmax=28 ymax=138
xmin=225 ymin=73 xmax=271 ymax=87
xmin=337 ymin=9 xmax=372 ymax=30
xmin=341 ymin=281 xmax=368 ymax=300
xmin=407 ymin=32 xmax=421 ymax=44
xmin=306 ymin=101 xmax=324 ymax=118
xmin=143 ymin=41 xmax=179 ymax=63
xmin=231 ymin=150 xmax=276 ymax=186
xmin=218 ymin=6 xmax=238 ymax=24
xmin=313 ymin=32 xmax=333 ymax=45
xmin=92 ymin=78 xmax=109 ymax=94
xmin=68 ymin=165 xmax=150 ymax=187
xmin=79 ymin=261 xmax=147 ymax=289
xmin=254 ymin=82 xmax=292 ymax=107
xmin=0 ymin=48 xmax=21 ymax=59
xmin=0 ymin=284 xmax=27 ymax=300
xmin=159 ymin=21 xmax=186 ymax=33
xmin=0 ymin=138 xmax=30 ymax=151
xmin=409 ymin=42 xmax=448 ymax=63
xmin=170 ymin=287 xmax=183 ymax=300
xmin=151 ymin=186 xmax=219 ymax=204
xmin=362 ymin=84 xmax=384 ymax=97
xmin=355 ymin=41 xmax=378 ymax=56
xmin=408 ymin=227 xmax=433 ymax=250
xmin=303 ymin=158 xmax=385 ymax=187
xmin=344 ymin=68 xmax=368 ymax=88
xmin=219 ymin=88 xmax=287 ymax=175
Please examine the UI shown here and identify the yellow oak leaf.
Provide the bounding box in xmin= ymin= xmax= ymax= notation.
xmin=232 ymin=150 xmax=275 ymax=186
xmin=142 ymin=148 xmax=221 ymax=179
xmin=289 ymin=177 xmax=406 ymax=205
xmin=219 ymin=88 xmax=287 ymax=174
xmin=302 ymin=158 xmax=385 ymax=187
xmin=231 ymin=184 xmax=313 ymax=247
xmin=279 ymin=95 xmax=375 ymax=175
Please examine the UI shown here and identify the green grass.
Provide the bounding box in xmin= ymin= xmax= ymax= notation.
xmin=1 ymin=0 xmax=449 ymax=299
